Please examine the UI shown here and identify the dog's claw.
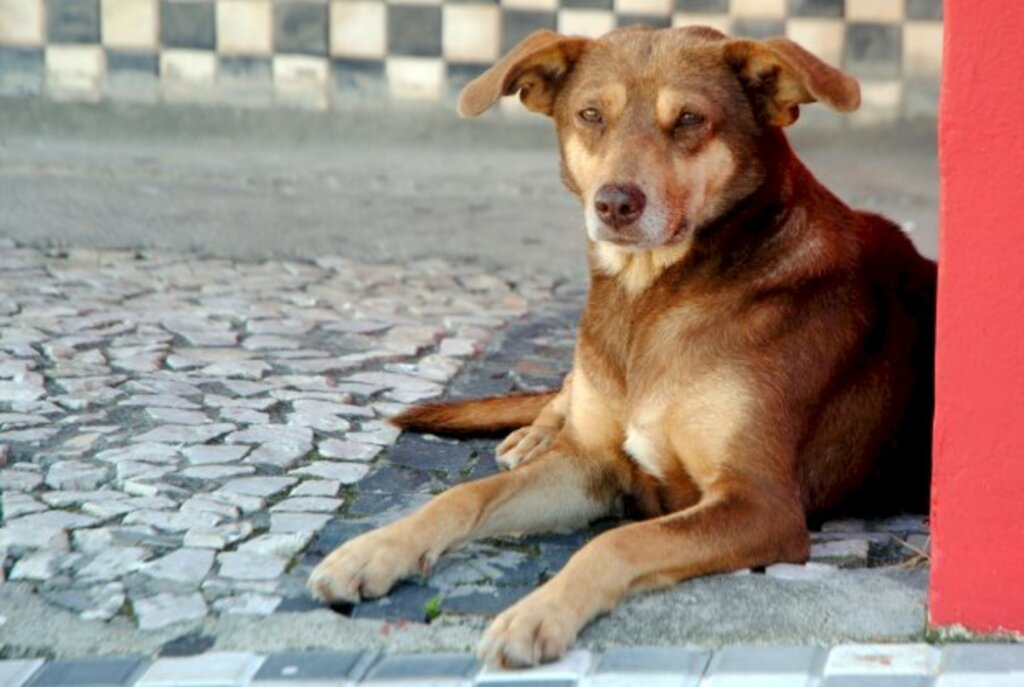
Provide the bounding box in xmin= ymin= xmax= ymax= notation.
xmin=496 ymin=426 xmax=556 ymax=470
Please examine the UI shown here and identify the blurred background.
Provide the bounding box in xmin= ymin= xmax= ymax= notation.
xmin=0 ymin=0 xmax=942 ymax=276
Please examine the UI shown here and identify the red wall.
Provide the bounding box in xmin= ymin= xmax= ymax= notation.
xmin=930 ymin=0 xmax=1024 ymax=633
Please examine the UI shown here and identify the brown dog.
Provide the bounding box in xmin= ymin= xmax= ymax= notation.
xmin=308 ymin=26 xmax=936 ymax=667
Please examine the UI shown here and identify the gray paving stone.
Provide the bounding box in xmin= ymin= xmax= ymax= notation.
xmin=131 ymin=423 xmax=235 ymax=445
xmin=183 ymin=521 xmax=253 ymax=549
xmin=95 ymin=442 xmax=181 ymax=464
xmin=246 ymin=441 xmax=312 ymax=469
xmin=6 ymin=510 xmax=99 ymax=531
xmin=141 ymin=548 xmax=216 ymax=585
xmin=221 ymin=476 xmax=298 ymax=498
xmin=270 ymin=497 xmax=343 ymax=513
xmin=363 ymin=653 xmax=479 ymax=686
xmin=0 ymin=659 xmax=44 ymax=687
xmin=317 ymin=439 xmax=381 ymax=462
xmin=592 ymin=647 xmax=711 ymax=687
xmin=810 ymin=540 xmax=871 ymax=568
xmin=45 ymin=461 xmax=110 ymax=491
xmin=252 ymin=650 xmax=369 ymax=686
xmin=181 ymin=445 xmax=251 ymax=465
xmin=476 ymin=650 xmax=590 ymax=686
xmin=22 ymin=656 xmax=147 ymax=687
xmin=76 ymin=546 xmax=150 ymax=581
xmin=179 ymin=464 xmax=256 ymax=480
xmin=145 ymin=407 xmax=211 ymax=425
xmin=765 ymin=562 xmax=838 ymax=581
xmin=269 ymin=513 xmax=332 ymax=534
xmin=2 ymin=492 xmax=48 ymax=519
xmin=289 ymin=462 xmax=369 ymax=484
xmin=133 ymin=592 xmax=208 ymax=630
xmin=236 ymin=532 xmax=314 ymax=559
xmin=705 ymin=645 xmax=827 ymax=686
xmin=212 ymin=593 xmax=282 ymax=616
xmin=824 ymin=644 xmax=938 ymax=678
xmin=217 ymin=551 xmax=287 ymax=580
xmin=939 ymin=644 xmax=1024 ymax=686
xmin=135 ymin=652 xmax=264 ymax=686
xmin=290 ymin=480 xmax=340 ymax=497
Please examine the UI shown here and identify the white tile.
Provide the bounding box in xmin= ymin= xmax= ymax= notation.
xmin=846 ymin=0 xmax=904 ymax=22
xmin=785 ymin=18 xmax=844 ymax=68
xmin=478 ymin=650 xmax=593 ymax=683
xmin=136 ymin=652 xmax=264 ymax=687
xmin=850 ymin=78 xmax=902 ymax=126
xmin=273 ymin=54 xmax=330 ymax=110
xmin=825 ymin=644 xmax=940 ymax=676
xmin=101 ymin=0 xmax=158 ymax=50
xmin=0 ymin=0 xmax=44 ymax=46
xmin=558 ymin=9 xmax=616 ymax=38
xmin=217 ymin=0 xmax=273 ymax=55
xmin=671 ymin=13 xmax=731 ymax=34
xmin=386 ymin=57 xmax=445 ymax=100
xmin=443 ymin=5 xmax=500 ymax=63
xmin=501 ymin=0 xmax=558 ymax=12
xmin=615 ymin=0 xmax=672 ymax=17
xmin=46 ymin=45 xmax=105 ymax=101
xmin=160 ymin=49 xmax=217 ymax=85
xmin=903 ymin=22 xmax=943 ymax=79
xmin=730 ymin=0 xmax=785 ymax=18
xmin=0 ymin=659 xmax=45 ymax=687
xmin=330 ymin=1 xmax=387 ymax=59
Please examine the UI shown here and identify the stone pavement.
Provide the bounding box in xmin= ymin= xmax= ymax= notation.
xmin=4 ymin=645 xmax=1024 ymax=686
xmin=1 ymin=238 xmax=936 ymax=660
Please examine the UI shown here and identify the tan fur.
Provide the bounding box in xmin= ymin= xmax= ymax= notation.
xmin=310 ymin=26 xmax=935 ymax=669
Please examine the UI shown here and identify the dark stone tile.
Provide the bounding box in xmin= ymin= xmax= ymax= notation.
xmin=467 ymin=452 xmax=500 ymax=480
xmin=447 ymin=63 xmax=488 ymax=97
xmin=219 ymin=56 xmax=272 ymax=80
xmin=845 ymin=22 xmax=902 ymax=78
xmin=788 ymin=0 xmax=843 ymax=17
xmin=448 ymin=372 xmax=516 ymax=398
xmin=365 ymin=653 xmax=479 ymax=680
xmin=502 ymin=10 xmax=557 ymax=54
xmin=275 ymin=594 xmax=326 ymax=613
xmin=274 ymin=2 xmax=328 ymax=56
xmin=106 ymin=50 xmax=158 ymax=75
xmin=442 ymin=585 xmax=533 ymax=615
xmin=387 ymin=5 xmax=442 ymax=57
xmin=356 ymin=463 xmax=437 ymax=494
xmin=905 ymin=0 xmax=942 ymax=20
xmin=0 ymin=48 xmax=44 ymax=77
xmin=333 ymin=58 xmax=386 ymax=98
xmin=616 ymin=14 xmax=672 ymax=29
xmin=676 ymin=0 xmax=729 ymax=11
xmin=254 ymin=651 xmax=368 ymax=683
xmin=308 ymin=518 xmax=376 ymax=556
xmin=350 ymin=580 xmax=442 ymax=621
xmin=345 ymin=491 xmax=425 ymax=518
xmin=47 ymin=0 xmax=100 ymax=44
xmin=596 ymin=647 xmax=712 ymax=675
xmin=561 ymin=0 xmax=614 ymax=8
xmin=387 ymin=435 xmax=476 ymax=472
xmin=160 ymin=0 xmax=215 ymax=50
xmin=159 ymin=632 xmax=216 ymax=657
xmin=732 ymin=17 xmax=786 ymax=39
xmin=24 ymin=657 xmax=146 ymax=687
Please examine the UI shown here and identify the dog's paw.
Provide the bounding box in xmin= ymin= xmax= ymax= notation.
xmin=307 ymin=526 xmax=427 ymax=603
xmin=496 ymin=426 xmax=556 ymax=470
xmin=477 ymin=589 xmax=578 ymax=668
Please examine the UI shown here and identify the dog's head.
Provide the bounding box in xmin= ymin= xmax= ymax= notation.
xmin=459 ymin=27 xmax=859 ymax=254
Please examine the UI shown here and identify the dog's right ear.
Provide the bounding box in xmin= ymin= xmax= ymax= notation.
xmin=458 ymin=30 xmax=590 ymax=118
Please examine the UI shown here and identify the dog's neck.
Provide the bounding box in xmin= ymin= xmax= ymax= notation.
xmin=588 ymin=129 xmax=811 ymax=296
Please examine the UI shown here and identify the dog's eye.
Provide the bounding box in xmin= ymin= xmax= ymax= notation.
xmin=676 ymin=112 xmax=706 ymax=128
xmin=578 ymin=108 xmax=603 ymax=124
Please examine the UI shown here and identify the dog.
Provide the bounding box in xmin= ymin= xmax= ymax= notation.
xmin=308 ymin=26 xmax=936 ymax=668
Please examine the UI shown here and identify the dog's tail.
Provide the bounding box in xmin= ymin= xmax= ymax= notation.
xmin=389 ymin=391 xmax=556 ymax=437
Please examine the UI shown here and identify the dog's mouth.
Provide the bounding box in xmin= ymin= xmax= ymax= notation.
xmin=603 ymin=219 xmax=689 ymax=250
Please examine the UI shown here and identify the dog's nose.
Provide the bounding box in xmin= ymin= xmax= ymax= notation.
xmin=594 ymin=184 xmax=647 ymax=229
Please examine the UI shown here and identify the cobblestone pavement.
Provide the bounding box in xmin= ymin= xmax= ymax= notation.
xmin=0 ymin=239 xmax=935 ymax=659
xmin=4 ymin=644 xmax=1024 ymax=686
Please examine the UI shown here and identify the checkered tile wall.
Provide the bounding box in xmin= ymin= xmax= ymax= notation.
xmin=0 ymin=0 xmax=942 ymax=121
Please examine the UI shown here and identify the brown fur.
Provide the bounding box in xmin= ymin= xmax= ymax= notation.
xmin=309 ymin=26 xmax=935 ymax=668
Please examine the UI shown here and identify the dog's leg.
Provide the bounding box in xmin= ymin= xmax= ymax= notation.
xmin=307 ymin=435 xmax=626 ymax=604
xmin=496 ymin=372 xmax=573 ymax=469
xmin=478 ymin=479 xmax=809 ymax=667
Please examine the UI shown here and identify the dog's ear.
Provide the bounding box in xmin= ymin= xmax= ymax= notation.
xmin=725 ymin=37 xmax=860 ymax=127
xmin=458 ymin=30 xmax=590 ymax=118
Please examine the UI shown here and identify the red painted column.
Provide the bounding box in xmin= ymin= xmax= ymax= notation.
xmin=930 ymin=0 xmax=1024 ymax=633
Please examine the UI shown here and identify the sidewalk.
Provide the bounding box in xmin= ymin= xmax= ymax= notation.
xmin=4 ymin=645 xmax=1024 ymax=686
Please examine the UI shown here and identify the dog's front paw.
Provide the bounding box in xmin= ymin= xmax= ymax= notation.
xmin=496 ymin=426 xmax=556 ymax=470
xmin=477 ymin=589 xmax=579 ymax=668
xmin=307 ymin=525 xmax=427 ymax=603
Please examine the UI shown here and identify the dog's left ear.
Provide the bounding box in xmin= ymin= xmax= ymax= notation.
xmin=458 ymin=30 xmax=590 ymax=118
xmin=725 ymin=37 xmax=860 ymax=127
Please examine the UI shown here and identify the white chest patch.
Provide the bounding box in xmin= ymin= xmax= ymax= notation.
xmin=623 ymin=426 xmax=666 ymax=481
